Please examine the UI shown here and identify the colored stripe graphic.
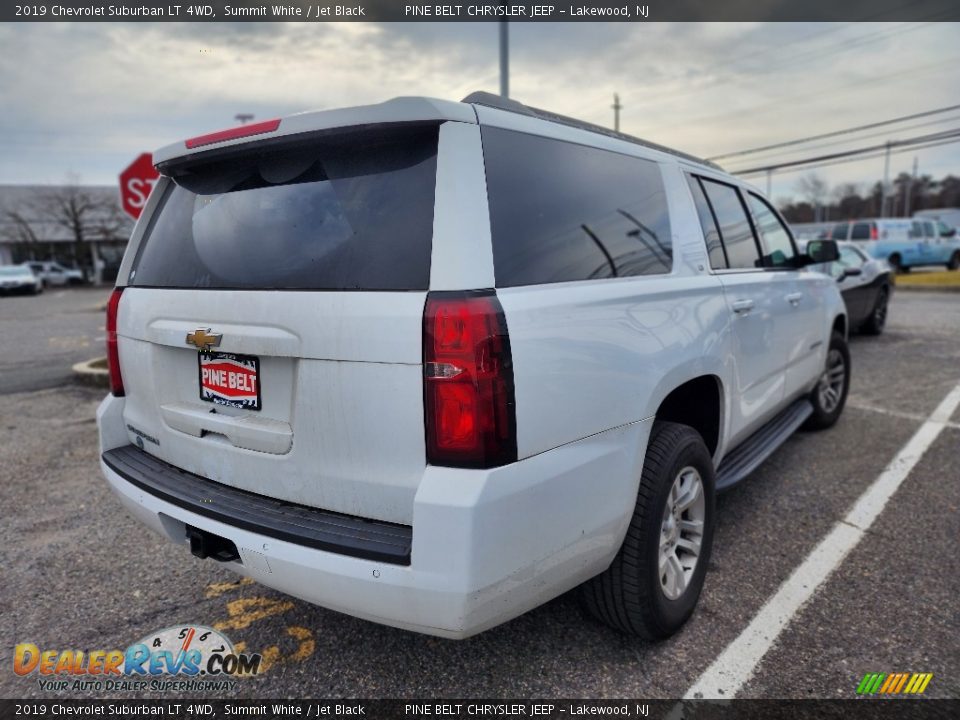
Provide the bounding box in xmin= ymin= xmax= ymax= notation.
xmin=857 ymin=672 xmax=932 ymax=695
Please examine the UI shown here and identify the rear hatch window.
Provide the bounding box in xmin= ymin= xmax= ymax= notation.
xmin=130 ymin=124 xmax=439 ymax=291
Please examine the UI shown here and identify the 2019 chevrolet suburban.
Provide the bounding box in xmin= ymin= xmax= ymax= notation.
xmin=97 ymin=92 xmax=849 ymax=640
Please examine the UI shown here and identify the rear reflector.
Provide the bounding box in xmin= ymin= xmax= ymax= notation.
xmin=106 ymin=288 xmax=124 ymax=396
xmin=185 ymin=118 xmax=281 ymax=149
xmin=423 ymin=291 xmax=517 ymax=469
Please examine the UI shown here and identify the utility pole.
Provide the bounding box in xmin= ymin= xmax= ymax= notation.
xmin=612 ymin=93 xmax=622 ymax=132
xmin=881 ymin=142 xmax=891 ymax=217
xmin=904 ymin=156 xmax=918 ymax=217
xmin=499 ymin=22 xmax=509 ymax=98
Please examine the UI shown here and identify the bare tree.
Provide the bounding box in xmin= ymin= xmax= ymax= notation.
xmin=795 ymin=173 xmax=830 ymax=222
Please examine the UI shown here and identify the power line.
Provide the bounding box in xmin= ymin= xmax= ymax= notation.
xmin=732 ymin=128 xmax=960 ymax=175
xmin=710 ymin=104 xmax=960 ymax=161
xmin=725 ymin=114 xmax=960 ymax=164
xmin=741 ymin=136 xmax=960 ymax=179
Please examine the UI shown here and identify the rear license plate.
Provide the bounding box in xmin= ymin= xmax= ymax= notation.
xmin=198 ymin=352 xmax=261 ymax=411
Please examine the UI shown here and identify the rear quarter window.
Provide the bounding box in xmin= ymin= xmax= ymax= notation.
xmin=481 ymin=126 xmax=673 ymax=287
xmin=130 ymin=124 xmax=440 ymax=291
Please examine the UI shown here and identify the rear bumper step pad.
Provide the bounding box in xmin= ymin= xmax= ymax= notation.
xmin=102 ymin=445 xmax=412 ymax=565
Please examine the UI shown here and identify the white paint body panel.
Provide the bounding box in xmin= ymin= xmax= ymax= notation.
xmin=101 ymin=393 xmax=650 ymax=639
xmin=98 ymin=94 xmax=847 ymax=638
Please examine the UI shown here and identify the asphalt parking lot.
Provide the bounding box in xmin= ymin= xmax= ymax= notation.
xmin=1 ymin=287 xmax=957 ymax=700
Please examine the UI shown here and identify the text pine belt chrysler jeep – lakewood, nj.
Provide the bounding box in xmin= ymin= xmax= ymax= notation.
xmin=98 ymin=92 xmax=848 ymax=640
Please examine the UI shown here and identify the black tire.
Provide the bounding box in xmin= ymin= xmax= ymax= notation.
xmin=581 ymin=421 xmax=715 ymax=640
xmin=888 ymin=254 xmax=902 ymax=273
xmin=861 ymin=286 xmax=889 ymax=336
xmin=947 ymin=252 xmax=960 ymax=271
xmin=803 ymin=331 xmax=850 ymax=430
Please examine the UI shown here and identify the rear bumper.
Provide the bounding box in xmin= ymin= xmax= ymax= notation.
xmin=98 ymin=395 xmax=650 ymax=638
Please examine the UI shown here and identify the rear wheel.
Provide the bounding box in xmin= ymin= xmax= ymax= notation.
xmin=803 ymin=331 xmax=850 ymax=430
xmin=861 ymin=287 xmax=888 ymax=336
xmin=581 ymin=421 xmax=715 ymax=639
xmin=947 ymin=252 xmax=960 ymax=271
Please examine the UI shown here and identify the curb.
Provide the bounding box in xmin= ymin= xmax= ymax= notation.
xmin=73 ymin=357 xmax=109 ymax=388
xmin=892 ymin=284 xmax=960 ymax=294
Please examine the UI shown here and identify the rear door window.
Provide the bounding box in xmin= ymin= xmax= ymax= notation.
xmin=130 ymin=124 xmax=440 ymax=291
xmin=699 ymin=179 xmax=761 ymax=270
xmin=830 ymin=224 xmax=849 ymax=241
xmin=482 ymin=126 xmax=673 ymax=287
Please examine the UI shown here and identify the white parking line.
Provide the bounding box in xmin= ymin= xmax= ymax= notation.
xmin=847 ymin=398 xmax=960 ymax=430
xmin=685 ymin=382 xmax=960 ymax=699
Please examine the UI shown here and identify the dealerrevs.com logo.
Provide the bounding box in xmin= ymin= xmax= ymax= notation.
xmin=14 ymin=625 xmax=262 ymax=693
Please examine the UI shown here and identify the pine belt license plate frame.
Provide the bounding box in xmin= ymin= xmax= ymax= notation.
xmin=198 ymin=351 xmax=262 ymax=411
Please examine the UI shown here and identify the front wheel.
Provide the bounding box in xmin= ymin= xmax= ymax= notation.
xmin=947 ymin=252 xmax=960 ymax=271
xmin=581 ymin=422 xmax=715 ymax=639
xmin=803 ymin=331 xmax=851 ymax=430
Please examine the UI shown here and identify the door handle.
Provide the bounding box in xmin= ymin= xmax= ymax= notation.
xmin=786 ymin=292 xmax=803 ymax=306
xmin=732 ymin=299 xmax=755 ymax=315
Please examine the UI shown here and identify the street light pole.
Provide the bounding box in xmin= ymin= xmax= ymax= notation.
xmin=612 ymin=93 xmax=622 ymax=132
xmin=499 ymin=21 xmax=509 ymax=98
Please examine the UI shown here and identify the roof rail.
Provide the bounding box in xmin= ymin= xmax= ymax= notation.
xmin=461 ymin=91 xmax=723 ymax=171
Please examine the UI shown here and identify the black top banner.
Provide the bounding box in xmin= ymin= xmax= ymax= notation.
xmin=5 ymin=0 xmax=960 ymax=22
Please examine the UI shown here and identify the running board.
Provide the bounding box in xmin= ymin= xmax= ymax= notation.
xmin=715 ymin=399 xmax=813 ymax=491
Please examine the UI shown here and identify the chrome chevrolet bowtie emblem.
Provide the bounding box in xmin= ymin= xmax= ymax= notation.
xmin=186 ymin=328 xmax=222 ymax=352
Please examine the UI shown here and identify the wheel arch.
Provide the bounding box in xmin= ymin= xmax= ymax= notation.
xmin=653 ymin=375 xmax=723 ymax=458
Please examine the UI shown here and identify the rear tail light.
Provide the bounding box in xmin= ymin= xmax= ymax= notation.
xmin=870 ymin=224 xmax=878 ymax=240
xmin=423 ymin=291 xmax=517 ymax=468
xmin=106 ymin=288 xmax=124 ymax=396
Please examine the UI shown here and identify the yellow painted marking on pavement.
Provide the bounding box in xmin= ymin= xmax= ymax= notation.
xmin=214 ymin=597 xmax=294 ymax=631
xmin=205 ymin=577 xmax=254 ymax=598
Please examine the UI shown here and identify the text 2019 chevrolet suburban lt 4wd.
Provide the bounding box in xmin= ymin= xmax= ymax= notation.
xmin=97 ymin=92 xmax=849 ymax=640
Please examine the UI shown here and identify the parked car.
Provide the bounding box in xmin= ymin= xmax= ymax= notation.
xmin=27 ymin=261 xmax=85 ymax=287
xmin=0 ymin=264 xmax=43 ymax=295
xmin=828 ymin=217 xmax=960 ymax=271
xmin=97 ymin=92 xmax=849 ymax=640
xmin=803 ymin=240 xmax=892 ymax=335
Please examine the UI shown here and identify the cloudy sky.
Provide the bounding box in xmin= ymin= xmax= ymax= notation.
xmin=0 ymin=20 xmax=958 ymax=205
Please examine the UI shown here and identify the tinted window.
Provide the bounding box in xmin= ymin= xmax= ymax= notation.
xmin=850 ymin=223 xmax=871 ymax=240
xmin=130 ymin=125 xmax=439 ymax=290
xmin=482 ymin=127 xmax=672 ymax=286
xmin=686 ymin=175 xmax=727 ymax=269
xmin=700 ymin=179 xmax=760 ymax=270
xmin=909 ymin=221 xmax=924 ymax=239
xmin=830 ymin=224 xmax=849 ymax=241
xmin=923 ymin=222 xmax=935 ymax=238
xmin=747 ymin=193 xmax=796 ymax=268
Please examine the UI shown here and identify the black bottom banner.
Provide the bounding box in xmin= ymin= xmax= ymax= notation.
xmin=1 ymin=700 xmax=957 ymax=720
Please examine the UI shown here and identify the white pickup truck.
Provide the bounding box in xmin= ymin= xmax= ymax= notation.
xmin=97 ymin=92 xmax=849 ymax=640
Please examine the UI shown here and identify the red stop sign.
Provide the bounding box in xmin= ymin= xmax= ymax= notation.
xmin=119 ymin=153 xmax=160 ymax=220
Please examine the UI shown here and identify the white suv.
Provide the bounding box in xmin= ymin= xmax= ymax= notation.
xmin=97 ymin=93 xmax=849 ymax=640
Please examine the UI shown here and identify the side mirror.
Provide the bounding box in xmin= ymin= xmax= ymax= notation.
xmin=804 ymin=239 xmax=840 ymax=265
xmin=838 ymin=267 xmax=862 ymax=282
